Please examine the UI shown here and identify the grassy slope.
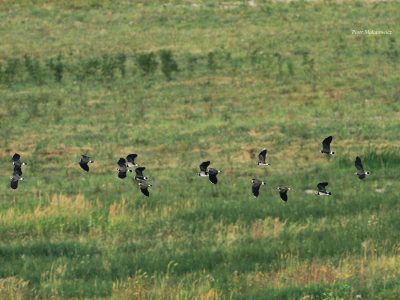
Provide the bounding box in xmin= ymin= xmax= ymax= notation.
xmin=0 ymin=1 xmax=400 ymax=299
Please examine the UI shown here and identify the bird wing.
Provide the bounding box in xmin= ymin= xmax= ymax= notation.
xmin=208 ymin=173 xmax=218 ymax=184
xmin=140 ymin=187 xmax=150 ymax=197
xmin=118 ymin=158 xmax=127 ymax=167
xmin=10 ymin=179 xmax=18 ymax=189
xmin=258 ymin=149 xmax=267 ymax=163
xmin=279 ymin=191 xmax=288 ymax=202
xmin=252 ymin=181 xmax=261 ymax=197
xmin=79 ymin=162 xmax=89 ymax=172
xmin=355 ymin=156 xmax=364 ymax=174
xmin=126 ymin=154 xmax=138 ymax=163
xmin=322 ymin=136 xmax=332 ymax=152
xmin=317 ymin=182 xmax=328 ymax=192
xmin=118 ymin=171 xmax=127 ymax=179
xmin=135 ymin=167 xmax=146 ymax=176
xmin=199 ymin=161 xmax=211 ymax=172
xmin=12 ymin=153 xmax=21 ymax=162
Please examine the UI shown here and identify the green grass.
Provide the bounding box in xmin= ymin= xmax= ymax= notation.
xmin=1 ymin=1 xmax=400 ymax=299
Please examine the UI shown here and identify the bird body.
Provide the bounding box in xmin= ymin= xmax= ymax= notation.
xmin=321 ymin=136 xmax=335 ymax=155
xmin=79 ymin=155 xmax=94 ymax=172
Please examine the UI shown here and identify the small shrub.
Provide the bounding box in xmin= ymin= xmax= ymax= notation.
xmin=386 ymin=37 xmax=398 ymax=60
xmin=159 ymin=49 xmax=179 ymax=80
xmin=286 ymin=59 xmax=295 ymax=76
xmin=48 ymin=54 xmax=64 ymax=83
xmin=24 ymin=54 xmax=45 ymax=84
xmin=3 ymin=57 xmax=22 ymax=85
xmin=101 ymin=54 xmax=117 ymax=79
xmin=116 ymin=52 xmax=127 ymax=77
xmin=207 ymin=51 xmax=217 ymax=72
xmin=82 ymin=57 xmax=101 ymax=78
xmin=136 ymin=52 xmax=158 ymax=75
xmin=185 ymin=54 xmax=198 ymax=74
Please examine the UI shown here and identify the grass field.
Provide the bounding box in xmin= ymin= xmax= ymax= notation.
xmin=1 ymin=1 xmax=400 ymax=299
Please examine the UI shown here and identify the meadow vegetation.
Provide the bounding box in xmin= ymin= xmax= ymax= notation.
xmin=0 ymin=1 xmax=399 ymax=299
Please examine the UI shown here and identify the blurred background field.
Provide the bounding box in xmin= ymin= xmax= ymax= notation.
xmin=0 ymin=1 xmax=399 ymax=299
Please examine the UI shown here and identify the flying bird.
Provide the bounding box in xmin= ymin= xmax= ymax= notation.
xmin=134 ymin=166 xmax=148 ymax=181
xmin=277 ymin=186 xmax=291 ymax=202
xmin=316 ymin=182 xmax=332 ymax=196
xmin=117 ymin=158 xmax=132 ymax=179
xmin=126 ymin=154 xmax=138 ymax=168
xmin=257 ymin=149 xmax=270 ymax=166
xmin=137 ymin=179 xmax=152 ymax=197
xmin=10 ymin=170 xmax=23 ymax=189
xmin=79 ymin=155 xmax=94 ymax=172
xmin=252 ymin=178 xmax=265 ymax=198
xmin=198 ymin=161 xmax=221 ymax=184
xmin=355 ymin=156 xmax=370 ymax=179
xmin=321 ymin=136 xmax=335 ymax=155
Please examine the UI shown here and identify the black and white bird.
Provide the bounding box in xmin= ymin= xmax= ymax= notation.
xmin=277 ymin=186 xmax=291 ymax=202
xmin=198 ymin=161 xmax=221 ymax=184
xmin=198 ymin=161 xmax=211 ymax=177
xmin=257 ymin=149 xmax=270 ymax=166
xmin=126 ymin=154 xmax=138 ymax=168
xmin=316 ymin=182 xmax=332 ymax=196
xmin=10 ymin=170 xmax=23 ymax=190
xmin=321 ymin=136 xmax=335 ymax=155
xmin=79 ymin=155 xmax=94 ymax=172
xmin=117 ymin=158 xmax=132 ymax=179
xmin=355 ymin=156 xmax=370 ymax=179
xmin=12 ymin=153 xmax=27 ymax=169
xmin=137 ymin=179 xmax=152 ymax=197
xmin=252 ymin=178 xmax=265 ymax=198
xmin=134 ymin=166 xmax=148 ymax=181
